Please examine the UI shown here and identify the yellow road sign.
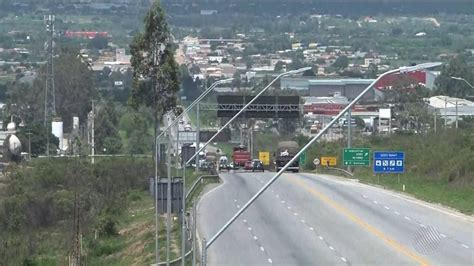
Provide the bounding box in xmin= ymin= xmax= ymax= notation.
xmin=259 ymin=152 xmax=270 ymax=166
xmin=321 ymin=156 xmax=337 ymax=166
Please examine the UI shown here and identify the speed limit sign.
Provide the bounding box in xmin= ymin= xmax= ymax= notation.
xmin=313 ymin=158 xmax=320 ymax=166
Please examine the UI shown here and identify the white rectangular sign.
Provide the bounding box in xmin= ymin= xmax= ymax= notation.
xmin=379 ymin=108 xmax=391 ymax=119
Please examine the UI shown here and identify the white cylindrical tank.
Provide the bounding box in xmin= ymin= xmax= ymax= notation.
xmin=7 ymin=122 xmax=16 ymax=132
xmin=7 ymin=134 xmax=21 ymax=155
xmin=52 ymin=120 xmax=64 ymax=152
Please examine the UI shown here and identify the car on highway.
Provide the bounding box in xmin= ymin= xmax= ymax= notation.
xmin=252 ymin=159 xmax=264 ymax=172
xmin=244 ymin=160 xmax=253 ymax=170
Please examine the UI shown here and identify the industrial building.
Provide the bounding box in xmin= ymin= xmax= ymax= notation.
xmin=281 ymin=70 xmax=439 ymax=102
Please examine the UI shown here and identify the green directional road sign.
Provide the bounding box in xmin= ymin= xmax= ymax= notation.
xmin=343 ymin=148 xmax=370 ymax=166
xmin=299 ymin=151 xmax=306 ymax=165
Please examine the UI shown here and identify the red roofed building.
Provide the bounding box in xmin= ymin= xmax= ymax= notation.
xmin=374 ymin=71 xmax=427 ymax=90
xmin=64 ymin=31 xmax=108 ymax=39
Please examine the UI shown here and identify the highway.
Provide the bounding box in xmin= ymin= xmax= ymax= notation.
xmin=197 ymin=171 xmax=474 ymax=265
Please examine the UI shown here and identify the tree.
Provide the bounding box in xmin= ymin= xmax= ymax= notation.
xmin=95 ymin=102 xmax=122 ymax=154
xmin=180 ymin=64 xmax=200 ymax=101
xmin=87 ymin=36 xmax=108 ymax=50
xmin=365 ymin=63 xmax=378 ymax=79
xmin=435 ymin=55 xmax=473 ymax=98
xmin=274 ymin=61 xmax=284 ymax=72
xmin=302 ymin=69 xmax=316 ymax=76
xmin=391 ymin=27 xmax=403 ymax=36
xmin=189 ymin=64 xmax=201 ymax=75
xmin=130 ymin=0 xmax=180 ymax=146
xmin=332 ymin=55 xmax=349 ymax=69
xmin=231 ymin=71 xmax=242 ymax=89
xmin=315 ymin=58 xmax=326 ymax=65
xmin=16 ymin=124 xmax=59 ymax=155
xmin=288 ymin=57 xmax=304 ymax=71
xmin=54 ymin=49 xmax=97 ymax=131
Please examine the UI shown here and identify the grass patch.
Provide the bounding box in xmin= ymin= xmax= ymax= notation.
xmin=353 ymin=169 xmax=474 ymax=215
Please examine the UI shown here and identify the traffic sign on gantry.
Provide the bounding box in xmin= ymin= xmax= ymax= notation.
xmin=343 ymin=148 xmax=370 ymax=166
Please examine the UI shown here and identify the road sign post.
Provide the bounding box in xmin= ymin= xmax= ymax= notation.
xmin=373 ymin=151 xmax=405 ymax=174
xmin=259 ymin=152 xmax=270 ymax=166
xmin=343 ymin=148 xmax=370 ymax=166
xmin=299 ymin=151 xmax=306 ymax=166
xmin=321 ymin=156 xmax=337 ymax=167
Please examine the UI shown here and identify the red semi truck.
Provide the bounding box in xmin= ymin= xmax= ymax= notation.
xmin=232 ymin=146 xmax=251 ymax=168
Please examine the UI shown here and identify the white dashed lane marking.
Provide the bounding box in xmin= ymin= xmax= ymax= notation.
xmin=260 ymin=246 xmax=265 ymax=252
xmin=268 ymin=189 xmax=349 ymax=264
xmin=268 ymin=258 xmax=273 ymax=264
xmin=360 ymin=194 xmax=472 ymax=253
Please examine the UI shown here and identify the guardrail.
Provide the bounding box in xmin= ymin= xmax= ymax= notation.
xmin=185 ymin=174 xmax=219 ymax=200
xmin=325 ymin=167 xmax=354 ymax=178
xmin=151 ymin=250 xmax=193 ymax=266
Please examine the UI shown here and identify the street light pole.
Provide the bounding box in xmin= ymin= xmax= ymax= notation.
xmin=201 ymin=62 xmax=442 ymax=260
xmin=451 ymin=76 xmax=474 ymax=89
xmin=153 ymin=78 xmax=231 ymax=266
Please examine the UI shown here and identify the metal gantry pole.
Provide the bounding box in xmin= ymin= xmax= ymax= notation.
xmin=196 ymin=103 xmax=200 ymax=172
xmin=203 ymin=63 xmax=442 ymax=252
xmin=347 ymin=108 xmax=351 ymax=172
xmin=181 ymin=126 xmax=186 ymax=266
xmin=192 ymin=202 xmax=197 ymax=266
xmin=154 ymin=139 xmax=160 ymax=264
xmin=201 ymin=238 xmax=207 ymax=266
xmin=166 ymin=128 xmax=172 ymax=266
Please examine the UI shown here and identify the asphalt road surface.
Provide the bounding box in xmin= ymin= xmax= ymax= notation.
xmin=197 ymin=171 xmax=473 ymax=265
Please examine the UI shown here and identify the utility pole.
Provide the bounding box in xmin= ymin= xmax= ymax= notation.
xmin=91 ymin=100 xmax=95 ymax=164
xmin=27 ymin=132 xmax=32 ymax=160
xmin=444 ymin=97 xmax=448 ymax=127
xmin=455 ymin=100 xmax=458 ymax=129
xmin=44 ymin=15 xmax=55 ymax=157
